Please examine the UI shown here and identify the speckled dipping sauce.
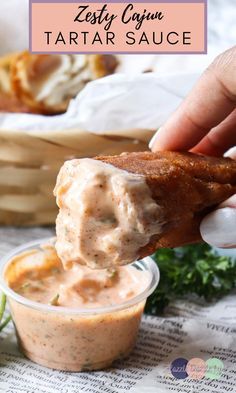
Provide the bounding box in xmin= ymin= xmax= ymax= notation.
xmin=0 ymin=238 xmax=159 ymax=371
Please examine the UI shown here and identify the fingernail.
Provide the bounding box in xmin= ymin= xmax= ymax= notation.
xmin=224 ymin=146 xmax=236 ymax=160
xmin=219 ymin=195 xmax=236 ymax=209
xmin=149 ymin=127 xmax=163 ymax=151
xmin=200 ymin=208 xmax=236 ymax=248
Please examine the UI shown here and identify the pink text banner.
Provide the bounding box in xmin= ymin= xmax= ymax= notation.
xmin=30 ymin=0 xmax=207 ymax=54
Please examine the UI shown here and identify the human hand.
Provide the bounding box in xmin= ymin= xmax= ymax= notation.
xmin=149 ymin=46 xmax=236 ymax=248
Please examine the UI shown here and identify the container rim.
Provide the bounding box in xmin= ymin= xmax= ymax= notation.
xmin=0 ymin=237 xmax=160 ymax=316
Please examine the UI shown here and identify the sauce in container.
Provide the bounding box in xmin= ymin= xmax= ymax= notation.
xmin=0 ymin=238 xmax=159 ymax=371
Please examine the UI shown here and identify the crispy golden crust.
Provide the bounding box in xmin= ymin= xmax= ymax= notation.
xmin=11 ymin=52 xmax=63 ymax=114
xmin=10 ymin=52 xmax=118 ymax=115
xmin=0 ymin=51 xmax=118 ymax=114
xmin=96 ymin=151 xmax=236 ymax=257
xmin=0 ymin=93 xmax=34 ymax=113
xmin=89 ymin=54 xmax=119 ymax=78
xmin=0 ymin=52 xmax=35 ymax=113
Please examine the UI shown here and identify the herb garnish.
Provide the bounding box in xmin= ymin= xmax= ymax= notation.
xmin=106 ymin=268 xmax=117 ymax=279
xmin=145 ymin=244 xmax=236 ymax=315
xmin=49 ymin=293 xmax=60 ymax=306
xmin=0 ymin=293 xmax=11 ymax=332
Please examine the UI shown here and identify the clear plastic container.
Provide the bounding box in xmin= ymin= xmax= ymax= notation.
xmin=0 ymin=238 xmax=159 ymax=372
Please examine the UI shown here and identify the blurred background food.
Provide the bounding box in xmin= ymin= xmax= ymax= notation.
xmin=0 ymin=47 xmax=158 ymax=226
xmin=0 ymin=51 xmax=121 ymax=225
xmin=1 ymin=52 xmax=118 ymax=114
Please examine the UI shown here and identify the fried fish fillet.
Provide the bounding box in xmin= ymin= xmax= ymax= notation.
xmin=96 ymin=151 xmax=236 ymax=258
xmin=0 ymin=53 xmax=33 ymax=113
xmin=11 ymin=52 xmax=118 ymax=115
xmin=54 ymin=151 xmax=236 ymax=269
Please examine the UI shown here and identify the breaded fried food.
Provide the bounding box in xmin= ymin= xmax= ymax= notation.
xmin=0 ymin=53 xmax=18 ymax=94
xmin=54 ymin=151 xmax=236 ymax=269
xmin=0 ymin=53 xmax=33 ymax=113
xmin=97 ymin=151 xmax=236 ymax=257
xmin=11 ymin=52 xmax=118 ymax=115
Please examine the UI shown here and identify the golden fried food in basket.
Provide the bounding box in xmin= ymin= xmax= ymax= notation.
xmin=0 ymin=53 xmax=33 ymax=113
xmin=11 ymin=52 xmax=118 ymax=114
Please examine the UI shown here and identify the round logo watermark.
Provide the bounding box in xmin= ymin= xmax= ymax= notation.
xmin=170 ymin=358 xmax=188 ymax=379
xmin=186 ymin=358 xmax=206 ymax=380
xmin=205 ymin=358 xmax=224 ymax=380
xmin=170 ymin=357 xmax=224 ymax=380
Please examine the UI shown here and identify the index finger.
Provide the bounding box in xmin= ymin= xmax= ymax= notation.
xmin=150 ymin=46 xmax=236 ymax=152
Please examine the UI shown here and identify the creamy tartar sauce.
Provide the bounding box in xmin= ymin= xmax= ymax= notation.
xmin=6 ymin=244 xmax=149 ymax=371
xmin=9 ymin=246 xmax=149 ymax=308
xmin=54 ymin=158 xmax=164 ymax=269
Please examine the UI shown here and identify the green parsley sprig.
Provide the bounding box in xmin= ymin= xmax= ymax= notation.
xmin=145 ymin=244 xmax=236 ymax=315
xmin=0 ymin=293 xmax=11 ymax=332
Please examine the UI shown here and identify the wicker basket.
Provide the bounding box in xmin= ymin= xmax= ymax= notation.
xmin=0 ymin=127 xmax=154 ymax=225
